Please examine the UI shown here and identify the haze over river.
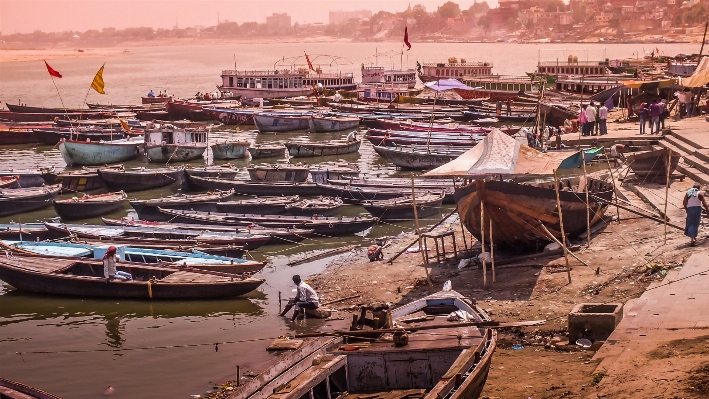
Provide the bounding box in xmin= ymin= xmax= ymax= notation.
xmin=0 ymin=41 xmax=700 ymax=399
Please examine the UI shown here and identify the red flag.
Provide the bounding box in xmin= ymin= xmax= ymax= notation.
xmin=404 ymin=27 xmax=411 ymax=50
xmin=44 ymin=60 xmax=62 ymax=78
xmin=305 ymin=52 xmax=315 ymax=71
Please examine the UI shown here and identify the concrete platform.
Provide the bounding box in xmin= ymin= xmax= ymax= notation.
xmin=591 ymin=251 xmax=709 ymax=397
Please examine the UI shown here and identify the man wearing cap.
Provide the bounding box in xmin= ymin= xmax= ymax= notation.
xmin=279 ymin=275 xmax=320 ymax=321
xmin=103 ymin=246 xmax=133 ymax=281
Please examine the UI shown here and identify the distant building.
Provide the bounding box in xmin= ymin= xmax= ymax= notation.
xmin=329 ymin=10 xmax=372 ymax=25
xmin=266 ymin=13 xmax=291 ymax=29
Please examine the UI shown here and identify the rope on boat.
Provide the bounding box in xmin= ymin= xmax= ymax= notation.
xmin=4 ymin=337 xmax=279 ymax=356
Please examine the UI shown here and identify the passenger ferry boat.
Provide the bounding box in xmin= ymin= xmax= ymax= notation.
xmin=535 ymin=58 xmax=609 ymax=76
xmin=418 ymin=57 xmax=493 ymax=82
xmin=461 ymin=76 xmax=535 ymax=100
xmin=220 ymin=68 xmax=356 ymax=99
xmin=361 ymin=65 xmax=417 ymax=89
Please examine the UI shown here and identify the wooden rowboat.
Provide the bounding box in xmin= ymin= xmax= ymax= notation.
xmin=253 ymin=113 xmax=311 ymax=132
xmin=363 ymin=191 xmax=445 ymax=220
xmin=286 ymin=139 xmax=361 ymax=157
xmin=0 ymin=377 xmax=63 ymax=399
xmin=185 ymin=165 xmax=239 ymax=180
xmin=224 ymin=287 xmax=496 ymax=399
xmin=215 ymin=195 xmax=299 ymax=214
xmin=308 ymin=115 xmax=360 ymax=132
xmin=211 ymin=140 xmax=251 ymax=159
xmin=53 ymin=191 xmax=127 ymax=220
xmin=285 ymin=197 xmax=343 ymax=217
xmin=186 ymin=176 xmax=329 ymax=197
xmin=0 ymin=175 xmax=19 ymax=189
xmin=129 ymin=189 xmax=234 ymax=221
xmin=0 ymin=254 xmax=265 ymax=299
xmin=626 ymin=147 xmax=681 ymax=183
xmin=98 ymin=166 xmax=185 ymax=192
xmin=58 ymin=138 xmax=143 ymax=166
xmin=0 ymin=185 xmax=62 ymax=216
xmin=373 ymin=145 xmax=463 ymax=170
xmin=247 ymin=145 xmax=286 ymax=159
xmin=248 ymin=164 xmax=310 ymax=182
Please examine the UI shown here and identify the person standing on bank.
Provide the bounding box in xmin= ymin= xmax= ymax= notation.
xmin=279 ymin=275 xmax=320 ymax=320
xmin=585 ymin=102 xmax=597 ymax=136
xmin=649 ymin=98 xmax=661 ymax=134
xmin=683 ymin=183 xmax=709 ymax=247
xmin=103 ymin=246 xmax=132 ymax=281
xmin=598 ymin=102 xmax=608 ymax=135
xmin=638 ymin=102 xmax=649 ymax=134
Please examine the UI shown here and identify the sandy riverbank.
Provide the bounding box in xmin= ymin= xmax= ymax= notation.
xmin=306 ymin=176 xmax=703 ymax=398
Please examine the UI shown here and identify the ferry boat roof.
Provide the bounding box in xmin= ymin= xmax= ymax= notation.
xmin=221 ymin=69 xmax=353 ymax=79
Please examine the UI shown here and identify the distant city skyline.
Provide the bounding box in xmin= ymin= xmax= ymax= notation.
xmin=0 ymin=0 xmax=503 ymax=34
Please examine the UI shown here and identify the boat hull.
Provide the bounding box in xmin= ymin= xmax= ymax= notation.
xmin=286 ymin=141 xmax=361 ymax=157
xmin=247 ymin=147 xmax=285 ymax=159
xmin=627 ymin=148 xmax=681 ymax=182
xmin=0 ymin=185 xmax=62 ymax=216
xmin=248 ymin=167 xmax=309 ymax=182
xmin=363 ymin=197 xmax=443 ymax=220
xmin=309 ymin=117 xmax=360 ymax=132
xmin=145 ymin=144 xmax=207 ymax=162
xmin=373 ymin=146 xmax=459 ymax=169
xmin=98 ymin=168 xmax=185 ymax=192
xmin=455 ymin=179 xmax=613 ymax=247
xmin=219 ymin=87 xmax=311 ymax=100
xmin=59 ymin=140 xmax=142 ymax=166
xmin=0 ymin=258 xmax=264 ymax=299
xmin=187 ymin=175 xmax=328 ymax=196
xmin=253 ymin=114 xmax=310 ymax=132
xmin=53 ymin=199 xmax=125 ymax=220
xmin=0 ymin=130 xmax=39 ymax=145
xmin=211 ymin=142 xmax=249 ymax=159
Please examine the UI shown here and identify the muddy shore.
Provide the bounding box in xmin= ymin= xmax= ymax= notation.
xmin=308 ymin=181 xmax=703 ymax=398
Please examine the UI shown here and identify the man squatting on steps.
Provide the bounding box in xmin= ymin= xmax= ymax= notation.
xmin=279 ymin=275 xmax=320 ymax=321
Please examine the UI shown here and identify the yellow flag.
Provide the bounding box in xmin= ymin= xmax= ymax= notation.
xmin=119 ymin=119 xmax=131 ymax=132
xmin=91 ymin=64 xmax=106 ymax=94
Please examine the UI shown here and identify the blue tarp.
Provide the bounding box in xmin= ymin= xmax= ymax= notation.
xmin=423 ymin=78 xmax=474 ymax=92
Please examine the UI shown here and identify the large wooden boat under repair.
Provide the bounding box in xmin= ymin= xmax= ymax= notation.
xmin=626 ymin=147 xmax=681 ymax=183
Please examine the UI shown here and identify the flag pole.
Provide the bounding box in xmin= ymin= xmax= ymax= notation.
xmin=81 ymin=63 xmax=105 ymax=117
xmin=48 ymin=74 xmax=73 ymax=127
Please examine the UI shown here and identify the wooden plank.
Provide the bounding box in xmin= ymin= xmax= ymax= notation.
xmin=271 ymin=356 xmax=347 ymax=399
xmin=227 ymin=337 xmax=339 ymax=399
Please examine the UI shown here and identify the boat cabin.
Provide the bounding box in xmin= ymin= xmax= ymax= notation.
xmin=362 ymin=66 xmax=417 ymax=89
xmin=356 ymin=85 xmax=419 ymax=102
xmin=554 ymin=76 xmax=623 ymax=95
xmin=420 ymin=57 xmax=493 ymax=82
xmin=461 ymin=76 xmax=535 ymax=100
xmin=144 ymin=124 xmax=207 ymax=145
xmin=221 ymin=69 xmax=356 ymax=91
xmin=536 ymin=60 xmax=609 ymax=76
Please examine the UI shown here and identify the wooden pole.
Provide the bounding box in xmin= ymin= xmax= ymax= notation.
xmin=602 ymin=147 xmax=621 ymax=223
xmin=480 ymin=199 xmax=487 ymax=288
xmin=664 ymin=148 xmax=671 ymax=244
xmin=411 ymin=173 xmax=431 ymax=286
xmin=553 ymin=170 xmax=572 ymax=283
xmin=489 ymin=218 xmax=495 ymax=283
xmin=699 ymin=22 xmax=708 ymax=57
xmin=582 ymin=151 xmax=591 ymax=248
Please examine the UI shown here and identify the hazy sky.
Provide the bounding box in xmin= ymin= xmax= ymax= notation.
xmin=0 ymin=0 xmax=501 ymax=34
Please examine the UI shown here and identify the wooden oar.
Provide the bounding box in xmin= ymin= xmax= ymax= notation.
xmin=294 ymin=319 xmax=546 ymax=338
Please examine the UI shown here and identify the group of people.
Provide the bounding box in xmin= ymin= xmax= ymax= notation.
xmin=522 ymin=126 xmax=562 ymax=149
xmin=636 ymin=98 xmax=668 ymax=135
xmin=495 ymin=99 xmax=515 ymax=116
xmin=578 ymin=101 xmax=609 ymax=136
xmin=146 ymin=90 xmax=170 ymax=98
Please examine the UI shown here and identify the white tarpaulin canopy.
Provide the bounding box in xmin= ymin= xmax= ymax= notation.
xmin=680 ymin=56 xmax=709 ymax=88
xmin=424 ymin=130 xmax=569 ymax=177
xmin=423 ymin=78 xmax=474 ymax=92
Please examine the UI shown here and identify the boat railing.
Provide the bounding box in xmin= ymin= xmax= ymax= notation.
xmin=537 ymin=61 xmax=606 ymax=66
xmin=221 ymin=70 xmax=305 ymax=77
xmin=422 ymin=62 xmax=492 ymax=67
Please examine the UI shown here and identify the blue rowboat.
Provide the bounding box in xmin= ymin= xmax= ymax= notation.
xmin=211 ymin=140 xmax=250 ymax=159
xmin=0 ymin=240 xmax=265 ymax=275
xmin=59 ymin=138 xmax=143 ymax=166
xmin=253 ymin=112 xmax=311 ymax=133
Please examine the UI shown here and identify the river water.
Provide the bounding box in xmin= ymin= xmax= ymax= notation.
xmin=0 ymin=41 xmax=700 ymax=398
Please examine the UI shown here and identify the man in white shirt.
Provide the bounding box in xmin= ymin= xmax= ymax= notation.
xmin=598 ymin=103 xmax=608 ymax=135
xmin=279 ymin=275 xmax=321 ymax=320
xmin=585 ymin=102 xmax=597 ymax=136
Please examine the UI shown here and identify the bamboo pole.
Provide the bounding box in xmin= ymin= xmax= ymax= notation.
xmin=489 ymin=217 xmax=495 ymax=283
xmin=539 ymin=224 xmax=589 ymax=267
xmin=582 ymin=151 xmax=591 ymax=247
xmin=553 ymin=170 xmax=572 ymax=283
xmin=387 ymin=207 xmax=458 ymax=264
xmin=480 ymin=199 xmax=487 ymax=288
xmin=411 ymin=173 xmax=431 ymax=286
xmin=602 ymin=147 xmax=621 ymax=223
xmin=664 ymin=149 xmax=671 ymax=244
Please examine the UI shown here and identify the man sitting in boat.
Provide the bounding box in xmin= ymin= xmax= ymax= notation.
xmin=147 ymin=89 xmax=155 ymax=98
xmin=103 ymin=246 xmax=133 ymax=281
xmin=279 ymin=275 xmax=320 ymax=320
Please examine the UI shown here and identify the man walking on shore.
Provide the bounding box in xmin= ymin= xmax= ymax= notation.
xmin=585 ymin=102 xmax=597 ymax=136
xmin=598 ymin=102 xmax=608 ymax=135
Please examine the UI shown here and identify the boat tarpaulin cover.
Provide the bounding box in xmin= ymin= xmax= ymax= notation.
xmin=423 ymin=78 xmax=474 ymax=92
xmin=619 ymin=78 xmax=677 ymax=91
xmin=680 ymin=56 xmax=709 ymax=88
xmin=557 ymin=147 xmax=604 ymax=169
xmin=424 ymin=130 xmax=569 ymax=177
